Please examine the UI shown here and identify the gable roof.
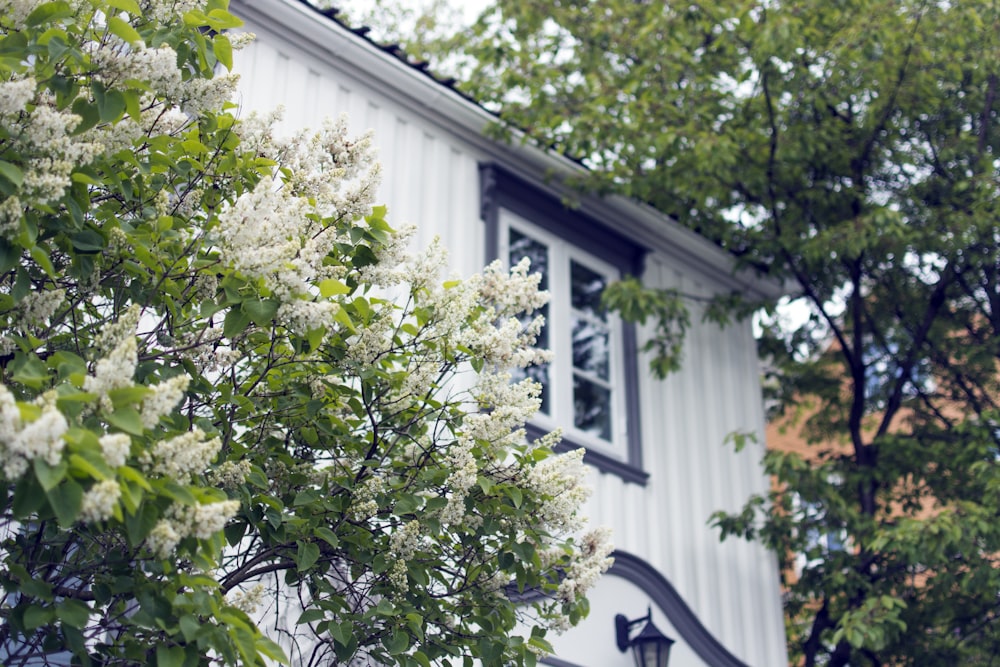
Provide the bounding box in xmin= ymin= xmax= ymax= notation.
xmin=231 ymin=0 xmax=787 ymax=300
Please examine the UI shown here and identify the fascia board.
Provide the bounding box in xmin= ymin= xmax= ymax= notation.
xmin=232 ymin=0 xmax=788 ymax=301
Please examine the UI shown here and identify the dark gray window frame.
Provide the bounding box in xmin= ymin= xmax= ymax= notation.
xmin=479 ymin=164 xmax=648 ymax=485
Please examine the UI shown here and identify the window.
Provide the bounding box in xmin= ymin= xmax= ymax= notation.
xmin=503 ymin=213 xmax=622 ymax=448
xmin=480 ymin=164 xmax=648 ymax=484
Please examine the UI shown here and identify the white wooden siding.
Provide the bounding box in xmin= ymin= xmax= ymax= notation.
xmin=234 ymin=7 xmax=787 ymax=665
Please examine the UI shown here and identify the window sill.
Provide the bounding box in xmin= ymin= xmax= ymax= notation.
xmin=525 ymin=422 xmax=649 ymax=486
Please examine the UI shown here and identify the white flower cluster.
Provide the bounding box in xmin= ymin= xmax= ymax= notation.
xmin=215 ymin=112 xmax=381 ymax=334
xmin=79 ymin=479 xmax=122 ymax=523
xmin=279 ymin=115 xmax=380 ymax=221
xmin=139 ymin=428 xmax=222 ymax=484
xmin=356 ymin=223 xmax=417 ymax=287
xmin=140 ymin=374 xmax=189 ymax=429
xmin=93 ymin=304 xmax=142 ymax=356
xmin=19 ymin=287 xmax=65 ymax=327
xmin=83 ymin=334 xmax=137 ymax=407
xmin=99 ymin=433 xmax=131 ymax=469
xmin=0 ymin=76 xmax=35 ymax=117
xmin=439 ymin=436 xmax=479 ymax=526
xmin=208 ymin=459 xmax=252 ymax=489
xmin=142 ymin=0 xmax=202 ymax=23
xmin=145 ymin=499 xmax=240 ymax=558
xmin=89 ymin=42 xmax=239 ymax=117
xmin=556 ymin=527 xmax=614 ymax=604
xmin=388 ymin=559 xmax=409 ymax=594
xmin=348 ymin=475 xmax=384 ymax=521
xmin=1 ymin=0 xmax=88 ymax=29
xmin=227 ymin=582 xmax=266 ymax=615
xmin=463 ymin=374 xmax=542 ymax=450
xmin=0 ymin=97 xmax=103 ymax=220
xmin=389 ymin=520 xmax=421 ymax=560
xmin=0 ymin=387 xmax=67 ymax=479
xmin=525 ymin=448 xmax=592 ymax=534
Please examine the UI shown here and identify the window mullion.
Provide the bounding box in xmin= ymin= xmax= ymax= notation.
xmin=549 ymin=240 xmax=572 ymax=429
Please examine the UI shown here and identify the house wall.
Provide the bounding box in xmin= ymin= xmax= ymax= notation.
xmin=232 ymin=3 xmax=788 ymax=664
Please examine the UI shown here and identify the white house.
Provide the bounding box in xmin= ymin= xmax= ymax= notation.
xmin=231 ymin=2 xmax=789 ymax=665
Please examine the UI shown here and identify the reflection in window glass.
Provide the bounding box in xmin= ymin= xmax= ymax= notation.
xmin=573 ymin=376 xmax=612 ymax=441
xmin=572 ymin=319 xmax=609 ymax=380
xmin=571 ymin=261 xmax=606 ymax=321
xmin=509 ymin=229 xmax=550 ymax=413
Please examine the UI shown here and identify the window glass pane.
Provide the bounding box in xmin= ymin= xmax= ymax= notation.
xmin=573 ymin=375 xmax=612 ymax=441
xmin=571 ymin=260 xmax=606 ymax=321
xmin=572 ymin=318 xmax=609 ymax=380
xmin=510 ymin=229 xmax=548 ymax=290
xmin=509 ymin=228 xmax=550 ymax=414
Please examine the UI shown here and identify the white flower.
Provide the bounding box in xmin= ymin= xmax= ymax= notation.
xmin=146 ymin=519 xmax=182 ymax=558
xmin=83 ymin=335 xmax=137 ymax=401
xmin=0 ymin=389 xmax=67 ymax=479
xmin=99 ymin=433 xmax=131 ymax=469
xmin=208 ymin=460 xmax=252 ymax=489
xmin=19 ymin=287 xmax=64 ymax=326
xmin=227 ymin=583 xmax=266 ymax=615
xmin=140 ymin=428 xmax=221 ymax=483
xmin=140 ymin=374 xmax=189 ymax=428
xmin=389 ymin=520 xmax=421 ymax=560
xmin=79 ymin=479 xmax=121 ymax=523
xmin=0 ymin=77 xmax=35 ymax=117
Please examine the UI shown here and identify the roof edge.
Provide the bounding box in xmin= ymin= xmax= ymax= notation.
xmin=231 ymin=0 xmax=788 ymax=301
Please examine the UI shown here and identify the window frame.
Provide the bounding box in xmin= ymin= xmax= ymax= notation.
xmin=480 ymin=164 xmax=648 ymax=485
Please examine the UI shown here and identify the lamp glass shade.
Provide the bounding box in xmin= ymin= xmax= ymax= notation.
xmin=630 ymin=619 xmax=675 ymax=667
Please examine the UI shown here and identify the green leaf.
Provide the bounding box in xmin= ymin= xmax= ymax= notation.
xmin=223 ymin=307 xmax=251 ymax=338
xmin=384 ymin=630 xmax=410 ymax=655
xmin=20 ymin=577 xmax=53 ymax=600
xmin=92 ymin=82 xmax=126 ymax=122
xmin=213 ymin=33 xmax=233 ymax=70
xmin=241 ymin=298 xmax=278 ymax=327
xmin=34 ymin=458 xmax=68 ymax=491
xmin=0 ymin=238 xmax=19 ymax=273
xmin=105 ymin=407 xmax=144 ymax=435
xmin=297 ymin=609 xmax=324 ymax=625
xmin=69 ymin=229 xmax=104 ymax=252
xmin=319 ymin=278 xmax=351 ymax=297
xmin=29 ymin=244 xmax=56 ymax=277
xmin=106 ymin=386 xmax=150 ymax=409
xmin=306 ymin=326 xmax=325 ymax=351
xmin=107 ymin=15 xmax=142 ymax=45
xmin=70 ymin=98 xmax=100 ymax=135
xmin=107 ymin=0 xmax=141 ymax=13
xmin=55 ymin=599 xmax=92 ymax=628
xmin=22 ymin=604 xmax=53 ymax=630
xmin=314 ymin=526 xmax=339 ymax=548
xmin=24 ymin=1 xmax=73 ymax=27
xmin=296 ymin=540 xmax=320 ymax=571
xmin=156 ymin=644 xmax=185 ymax=667
xmin=0 ymin=160 xmax=24 ymax=188
xmin=205 ymin=8 xmax=243 ymax=30
xmin=224 ymin=521 xmax=247 ymax=546
xmin=12 ymin=472 xmax=46 ymax=517
xmin=45 ymin=478 xmax=83 ymax=526
xmin=508 ymin=486 xmax=523 ymax=508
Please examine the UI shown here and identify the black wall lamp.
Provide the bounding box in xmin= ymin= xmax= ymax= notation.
xmin=614 ymin=607 xmax=676 ymax=667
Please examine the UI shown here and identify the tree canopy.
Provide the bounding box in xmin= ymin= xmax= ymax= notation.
xmin=403 ymin=0 xmax=1000 ymax=664
xmin=0 ymin=2 xmax=610 ymax=666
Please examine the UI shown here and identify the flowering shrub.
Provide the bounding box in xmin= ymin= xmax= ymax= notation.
xmin=0 ymin=2 xmax=611 ymax=666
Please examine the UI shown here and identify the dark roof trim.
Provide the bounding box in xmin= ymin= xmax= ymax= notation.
xmin=295 ymin=0 xmax=485 ymax=108
xmin=610 ymin=551 xmax=750 ymax=667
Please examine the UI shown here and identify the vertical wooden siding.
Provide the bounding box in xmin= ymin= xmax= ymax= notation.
xmin=234 ymin=20 xmax=787 ymax=667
